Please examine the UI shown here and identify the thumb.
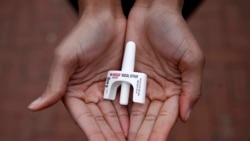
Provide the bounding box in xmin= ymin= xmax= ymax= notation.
xmin=179 ymin=46 xmax=205 ymax=122
xmin=28 ymin=48 xmax=77 ymax=111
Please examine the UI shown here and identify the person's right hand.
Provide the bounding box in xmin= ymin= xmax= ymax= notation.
xmin=28 ymin=1 xmax=129 ymax=140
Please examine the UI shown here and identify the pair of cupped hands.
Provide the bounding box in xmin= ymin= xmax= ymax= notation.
xmin=28 ymin=0 xmax=204 ymax=141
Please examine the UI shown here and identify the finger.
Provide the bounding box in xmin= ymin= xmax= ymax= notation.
xmin=179 ymin=47 xmax=205 ymax=121
xmin=98 ymin=100 xmax=127 ymax=141
xmin=88 ymin=103 xmax=119 ymax=141
xmin=28 ymin=48 xmax=76 ymax=111
xmin=128 ymin=99 xmax=149 ymax=141
xmin=135 ymin=100 xmax=162 ymax=141
xmin=113 ymin=92 xmax=129 ymax=138
xmin=149 ymin=96 xmax=179 ymax=140
xmin=63 ymin=97 xmax=106 ymax=141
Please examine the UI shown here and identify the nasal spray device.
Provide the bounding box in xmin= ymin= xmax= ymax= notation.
xmin=103 ymin=41 xmax=147 ymax=105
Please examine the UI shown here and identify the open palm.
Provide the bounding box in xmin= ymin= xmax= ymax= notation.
xmin=29 ymin=2 xmax=204 ymax=141
xmin=126 ymin=5 xmax=204 ymax=141
xmin=29 ymin=12 xmax=128 ymax=141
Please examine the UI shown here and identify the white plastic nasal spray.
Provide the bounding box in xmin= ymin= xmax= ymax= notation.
xmin=103 ymin=41 xmax=147 ymax=105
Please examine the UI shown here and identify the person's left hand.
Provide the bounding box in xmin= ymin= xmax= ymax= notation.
xmin=125 ymin=1 xmax=205 ymax=140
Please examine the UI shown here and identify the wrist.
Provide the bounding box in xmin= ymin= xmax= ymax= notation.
xmin=134 ymin=0 xmax=183 ymax=12
xmin=78 ymin=0 xmax=124 ymax=18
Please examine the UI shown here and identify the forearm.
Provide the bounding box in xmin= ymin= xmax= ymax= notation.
xmin=77 ymin=0 xmax=124 ymax=17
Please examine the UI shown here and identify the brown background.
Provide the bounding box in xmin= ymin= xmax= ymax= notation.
xmin=0 ymin=0 xmax=249 ymax=140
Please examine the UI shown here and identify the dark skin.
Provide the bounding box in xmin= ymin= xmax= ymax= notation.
xmin=28 ymin=0 xmax=204 ymax=141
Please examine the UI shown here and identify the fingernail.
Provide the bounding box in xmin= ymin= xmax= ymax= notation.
xmin=28 ymin=97 xmax=42 ymax=110
xmin=185 ymin=109 xmax=192 ymax=121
